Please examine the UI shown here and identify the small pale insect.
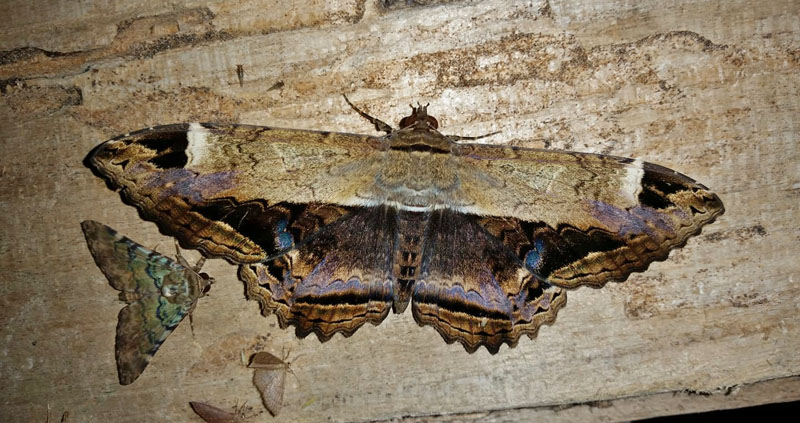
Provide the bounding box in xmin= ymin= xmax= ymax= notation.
xmin=248 ymin=351 xmax=292 ymax=417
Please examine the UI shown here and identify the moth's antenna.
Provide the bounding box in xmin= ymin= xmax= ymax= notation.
xmin=343 ymin=94 xmax=394 ymax=134
xmin=285 ymin=351 xmax=302 ymax=385
xmin=447 ymin=131 xmax=501 ymax=142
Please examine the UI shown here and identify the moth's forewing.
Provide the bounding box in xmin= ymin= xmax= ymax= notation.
xmin=248 ymin=351 xmax=288 ymax=370
xmin=189 ymin=401 xmax=247 ymax=423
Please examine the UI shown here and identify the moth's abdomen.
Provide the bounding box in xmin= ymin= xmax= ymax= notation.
xmin=390 ymin=211 xmax=431 ymax=313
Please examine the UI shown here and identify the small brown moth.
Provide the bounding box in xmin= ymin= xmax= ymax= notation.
xmin=189 ymin=401 xmax=249 ymax=423
xmin=236 ymin=65 xmax=244 ymax=87
xmin=248 ymin=352 xmax=291 ymax=417
xmin=81 ymin=220 xmax=214 ymax=384
xmin=86 ymin=96 xmax=724 ymax=353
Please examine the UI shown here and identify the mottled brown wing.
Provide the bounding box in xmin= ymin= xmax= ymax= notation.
xmin=241 ymin=206 xmax=566 ymax=354
xmin=86 ymin=123 xmax=381 ymax=264
xmin=460 ymin=150 xmax=725 ymax=288
xmin=238 ymin=207 xmax=396 ymax=341
xmin=410 ymin=210 xmax=566 ymax=354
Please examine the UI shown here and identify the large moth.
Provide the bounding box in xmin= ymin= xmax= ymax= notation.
xmin=80 ymin=220 xmax=213 ymax=384
xmin=85 ymin=97 xmax=724 ymax=353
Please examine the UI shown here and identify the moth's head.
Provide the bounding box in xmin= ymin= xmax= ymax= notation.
xmin=198 ymin=272 xmax=214 ymax=296
xmin=398 ymin=102 xmax=439 ymax=131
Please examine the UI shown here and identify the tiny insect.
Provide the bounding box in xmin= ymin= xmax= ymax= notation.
xmin=248 ymin=351 xmax=292 ymax=416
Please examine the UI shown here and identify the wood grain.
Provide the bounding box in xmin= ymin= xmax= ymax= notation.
xmin=1 ymin=0 xmax=798 ymax=421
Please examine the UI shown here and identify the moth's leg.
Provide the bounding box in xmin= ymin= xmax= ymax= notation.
xmin=447 ymin=131 xmax=501 ymax=142
xmin=192 ymin=257 xmax=207 ymax=273
xmin=173 ymin=238 xmax=206 ymax=272
xmin=173 ymin=239 xmax=192 ymax=268
xmin=287 ymin=365 xmax=299 ymax=384
xmin=282 ymin=348 xmax=301 ymax=383
xmin=343 ymin=94 xmax=394 ymax=134
xmin=188 ymin=313 xmax=196 ymax=337
xmin=233 ymin=401 xmax=249 ymax=419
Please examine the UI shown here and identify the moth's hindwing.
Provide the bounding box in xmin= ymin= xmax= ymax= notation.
xmin=410 ymin=210 xmax=567 ymax=353
xmin=86 ymin=110 xmax=723 ymax=353
xmin=80 ymin=220 xmax=211 ymax=384
xmin=253 ymin=367 xmax=286 ymax=417
xmin=239 ymin=207 xmax=567 ymax=353
xmin=238 ymin=207 xmax=397 ymax=342
xmin=248 ymin=352 xmax=289 ymax=417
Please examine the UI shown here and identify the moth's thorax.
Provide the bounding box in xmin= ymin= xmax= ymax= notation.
xmin=386 ymin=127 xmax=453 ymax=153
xmin=368 ymin=128 xmax=465 ymax=211
xmin=160 ymin=269 xmax=207 ymax=304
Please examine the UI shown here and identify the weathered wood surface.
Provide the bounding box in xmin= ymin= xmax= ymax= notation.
xmin=1 ymin=0 xmax=798 ymax=421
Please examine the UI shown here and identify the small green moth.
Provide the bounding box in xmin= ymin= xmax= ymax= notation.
xmin=81 ymin=220 xmax=213 ymax=385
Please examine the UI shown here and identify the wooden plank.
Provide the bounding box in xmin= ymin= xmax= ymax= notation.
xmin=400 ymin=376 xmax=800 ymax=422
xmin=1 ymin=0 xmax=798 ymax=421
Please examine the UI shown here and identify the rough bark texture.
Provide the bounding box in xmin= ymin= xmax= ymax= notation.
xmin=1 ymin=0 xmax=798 ymax=421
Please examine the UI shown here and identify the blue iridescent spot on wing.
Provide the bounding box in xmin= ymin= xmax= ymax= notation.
xmin=143 ymin=255 xmax=169 ymax=290
xmin=524 ymin=239 xmax=545 ymax=271
xmin=275 ymin=218 xmax=294 ymax=249
xmin=156 ymin=297 xmax=185 ymax=323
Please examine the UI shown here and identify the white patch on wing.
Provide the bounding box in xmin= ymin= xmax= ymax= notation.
xmin=382 ymin=200 xmax=479 ymax=213
xmin=186 ymin=123 xmax=210 ymax=168
xmin=341 ymin=194 xmax=480 ymax=214
xmin=622 ymin=157 xmax=644 ymax=203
